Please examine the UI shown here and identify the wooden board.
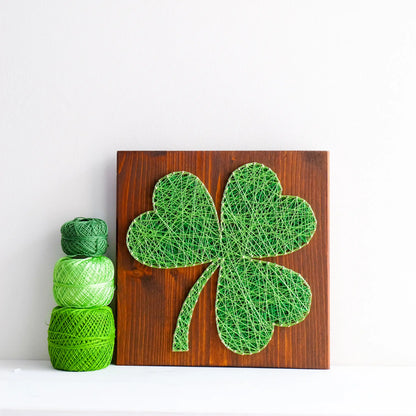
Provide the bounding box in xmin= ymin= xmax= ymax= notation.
xmin=116 ymin=151 xmax=329 ymax=368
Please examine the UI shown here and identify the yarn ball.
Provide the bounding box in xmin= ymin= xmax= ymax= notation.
xmin=53 ymin=256 xmax=115 ymax=308
xmin=48 ymin=306 xmax=115 ymax=372
xmin=61 ymin=217 xmax=108 ymax=256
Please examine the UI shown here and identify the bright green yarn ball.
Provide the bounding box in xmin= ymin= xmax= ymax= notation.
xmin=48 ymin=306 xmax=115 ymax=372
xmin=61 ymin=217 xmax=108 ymax=256
xmin=53 ymin=256 xmax=115 ymax=308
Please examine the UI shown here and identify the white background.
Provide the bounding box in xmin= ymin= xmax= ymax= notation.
xmin=1 ymin=0 xmax=415 ymax=365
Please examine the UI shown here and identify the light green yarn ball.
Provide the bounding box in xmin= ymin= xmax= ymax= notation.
xmin=53 ymin=256 xmax=115 ymax=308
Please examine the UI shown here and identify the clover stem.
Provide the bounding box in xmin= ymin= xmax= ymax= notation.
xmin=172 ymin=259 xmax=221 ymax=352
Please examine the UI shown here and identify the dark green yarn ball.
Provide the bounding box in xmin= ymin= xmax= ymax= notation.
xmin=48 ymin=306 xmax=115 ymax=372
xmin=61 ymin=217 xmax=108 ymax=256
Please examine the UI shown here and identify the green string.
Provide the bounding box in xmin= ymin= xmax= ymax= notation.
xmin=172 ymin=259 xmax=220 ymax=351
xmin=53 ymin=256 xmax=115 ymax=308
xmin=61 ymin=217 xmax=108 ymax=257
xmin=127 ymin=172 xmax=221 ymax=268
xmin=48 ymin=306 xmax=115 ymax=372
xmin=127 ymin=162 xmax=316 ymax=355
xmin=216 ymin=258 xmax=312 ymax=354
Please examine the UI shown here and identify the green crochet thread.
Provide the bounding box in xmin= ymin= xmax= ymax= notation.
xmin=127 ymin=162 xmax=316 ymax=355
xmin=61 ymin=217 xmax=108 ymax=257
xmin=48 ymin=306 xmax=115 ymax=372
xmin=53 ymin=256 xmax=115 ymax=308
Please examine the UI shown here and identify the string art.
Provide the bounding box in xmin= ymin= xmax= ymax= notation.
xmin=127 ymin=162 xmax=316 ymax=355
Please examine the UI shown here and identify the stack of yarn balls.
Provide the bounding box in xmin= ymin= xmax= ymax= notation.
xmin=48 ymin=218 xmax=115 ymax=371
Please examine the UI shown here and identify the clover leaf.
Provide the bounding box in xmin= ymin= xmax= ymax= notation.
xmin=127 ymin=163 xmax=316 ymax=355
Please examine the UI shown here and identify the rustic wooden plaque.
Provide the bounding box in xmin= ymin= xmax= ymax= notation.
xmin=116 ymin=151 xmax=329 ymax=368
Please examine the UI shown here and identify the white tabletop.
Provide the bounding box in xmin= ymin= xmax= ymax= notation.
xmin=0 ymin=360 xmax=414 ymax=416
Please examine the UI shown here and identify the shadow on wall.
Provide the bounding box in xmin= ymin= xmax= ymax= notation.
xmin=103 ymin=155 xmax=117 ymax=363
xmin=103 ymin=155 xmax=117 ymax=264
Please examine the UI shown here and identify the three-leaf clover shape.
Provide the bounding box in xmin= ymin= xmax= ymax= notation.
xmin=127 ymin=162 xmax=316 ymax=355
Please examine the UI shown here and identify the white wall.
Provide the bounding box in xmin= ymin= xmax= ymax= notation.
xmin=1 ymin=0 xmax=415 ymax=365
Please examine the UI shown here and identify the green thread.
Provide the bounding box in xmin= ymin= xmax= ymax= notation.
xmin=221 ymin=163 xmax=316 ymax=258
xmin=127 ymin=162 xmax=316 ymax=355
xmin=48 ymin=306 xmax=115 ymax=372
xmin=61 ymin=217 xmax=108 ymax=257
xmin=216 ymin=258 xmax=311 ymax=354
xmin=127 ymin=172 xmax=221 ymax=268
xmin=53 ymin=256 xmax=115 ymax=308
xmin=172 ymin=259 xmax=221 ymax=351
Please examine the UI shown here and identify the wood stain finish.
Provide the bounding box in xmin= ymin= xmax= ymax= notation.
xmin=116 ymin=151 xmax=329 ymax=368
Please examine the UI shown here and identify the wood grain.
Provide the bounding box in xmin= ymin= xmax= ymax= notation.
xmin=116 ymin=151 xmax=329 ymax=368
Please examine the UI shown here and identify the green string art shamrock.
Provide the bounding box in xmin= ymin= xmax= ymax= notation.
xmin=127 ymin=162 xmax=317 ymax=355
